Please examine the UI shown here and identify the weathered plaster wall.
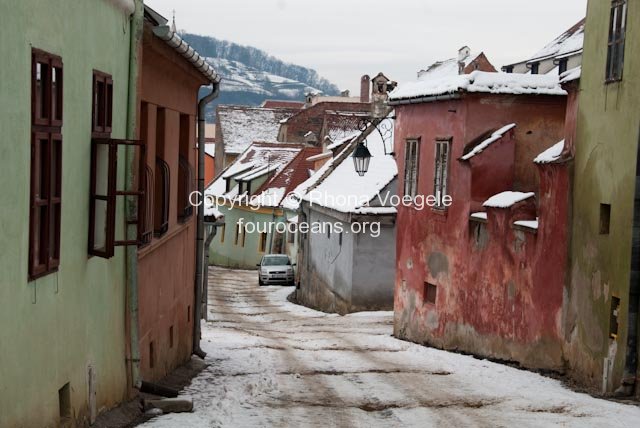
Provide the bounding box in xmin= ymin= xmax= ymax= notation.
xmin=566 ymin=0 xmax=640 ymax=393
xmin=297 ymin=203 xmax=396 ymax=314
xmin=0 ymin=1 xmax=133 ymax=426
xmin=135 ymin=22 xmax=206 ymax=383
xmin=393 ymin=93 xmax=567 ymax=370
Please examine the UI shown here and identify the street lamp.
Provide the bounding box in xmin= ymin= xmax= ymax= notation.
xmin=352 ymin=141 xmax=372 ymax=177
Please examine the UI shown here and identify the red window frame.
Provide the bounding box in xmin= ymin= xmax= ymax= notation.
xmin=29 ymin=49 xmax=63 ymax=280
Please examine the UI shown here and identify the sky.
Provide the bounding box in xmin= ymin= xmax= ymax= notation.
xmin=146 ymin=0 xmax=587 ymax=94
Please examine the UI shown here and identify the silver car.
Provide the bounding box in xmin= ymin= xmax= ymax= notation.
xmin=257 ymin=254 xmax=295 ymax=286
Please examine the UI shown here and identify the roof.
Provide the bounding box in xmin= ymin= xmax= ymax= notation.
xmin=528 ymin=19 xmax=585 ymax=63
xmin=560 ymin=66 xmax=581 ymax=84
xmin=252 ymin=147 xmax=322 ymax=208
xmin=417 ymin=51 xmax=494 ymax=80
xmin=389 ymin=71 xmax=566 ymax=103
xmin=503 ymin=19 xmax=585 ymax=70
xmin=296 ymin=115 xmax=398 ymax=215
xmin=217 ymin=106 xmax=299 ymax=155
xmin=461 ymin=124 xmax=516 ymax=161
xmin=483 ymin=191 xmax=535 ymax=208
xmin=280 ymin=101 xmax=371 ymax=143
xmin=206 ymin=142 xmax=304 ymax=198
xmin=261 ymin=100 xmax=306 ymax=109
xmin=534 ymin=140 xmax=565 ymax=164
xmin=145 ymin=6 xmax=220 ymax=84
xmin=322 ymin=111 xmax=367 ymax=145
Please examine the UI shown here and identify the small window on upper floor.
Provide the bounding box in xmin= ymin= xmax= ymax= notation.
xmin=558 ymin=59 xmax=568 ymax=75
xmin=606 ymin=0 xmax=627 ymax=82
xmin=530 ymin=63 xmax=539 ymax=75
xmin=92 ymin=71 xmax=113 ymax=136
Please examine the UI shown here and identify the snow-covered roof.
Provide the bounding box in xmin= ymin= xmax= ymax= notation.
xmin=483 ymin=191 xmax=535 ymax=208
xmin=206 ymin=142 xmax=303 ymax=198
xmin=306 ymin=152 xmax=332 ymax=162
xmin=514 ymin=218 xmax=539 ymax=230
xmin=217 ymin=106 xmax=298 ymax=155
xmin=528 ymin=19 xmax=585 ymax=63
xmin=534 ymin=140 xmax=565 ymax=164
xmin=389 ymin=71 xmax=566 ymax=103
xmin=204 ymin=204 xmax=223 ymax=219
xmin=298 ymin=116 xmax=398 ymax=214
xmin=417 ymin=51 xmax=484 ymax=81
xmin=560 ymin=66 xmax=581 ymax=84
xmin=470 ymin=212 xmax=487 ymax=221
xmin=461 ymin=124 xmax=516 ymax=161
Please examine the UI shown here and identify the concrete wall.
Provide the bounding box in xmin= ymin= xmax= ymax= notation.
xmin=0 ymin=1 xmax=133 ymax=426
xmin=136 ymin=22 xmax=207 ymax=382
xmin=566 ymin=0 xmax=640 ymax=394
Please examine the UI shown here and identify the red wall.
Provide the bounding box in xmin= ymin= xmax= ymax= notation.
xmin=135 ymin=24 xmax=207 ymax=381
xmin=393 ymin=93 xmax=569 ymax=370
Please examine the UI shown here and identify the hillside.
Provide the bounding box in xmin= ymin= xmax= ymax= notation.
xmin=182 ymin=33 xmax=341 ymax=121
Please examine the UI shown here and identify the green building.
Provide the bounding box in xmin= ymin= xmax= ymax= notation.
xmin=205 ymin=142 xmax=319 ymax=270
xmin=0 ymin=0 xmax=141 ymax=426
xmin=567 ymin=0 xmax=640 ymax=396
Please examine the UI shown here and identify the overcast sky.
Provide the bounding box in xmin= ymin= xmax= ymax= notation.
xmin=147 ymin=0 xmax=587 ymax=94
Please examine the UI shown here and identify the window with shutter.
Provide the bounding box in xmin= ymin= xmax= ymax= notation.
xmin=29 ymin=49 xmax=63 ymax=280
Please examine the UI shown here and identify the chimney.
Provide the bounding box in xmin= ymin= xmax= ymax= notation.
xmin=360 ymin=75 xmax=370 ymax=103
xmin=341 ymin=89 xmax=350 ymax=98
xmin=458 ymin=46 xmax=471 ymax=74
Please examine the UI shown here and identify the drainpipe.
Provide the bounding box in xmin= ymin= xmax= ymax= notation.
xmin=125 ymin=0 xmax=143 ymax=390
xmin=194 ymin=84 xmax=220 ymax=358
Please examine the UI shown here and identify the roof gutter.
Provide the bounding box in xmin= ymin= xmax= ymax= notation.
xmin=152 ymin=25 xmax=221 ymax=84
xmin=388 ymin=93 xmax=461 ymax=106
xmin=194 ymin=84 xmax=220 ymax=359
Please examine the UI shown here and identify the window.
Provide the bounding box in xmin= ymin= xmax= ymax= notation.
xmin=92 ymin=71 xmax=113 ymax=136
xmin=220 ymin=224 xmax=225 ymax=243
xmin=338 ymin=232 xmax=343 ymax=247
xmin=530 ymin=62 xmax=539 ymax=74
xmin=433 ymin=139 xmax=451 ymax=209
xmin=504 ymin=66 xmax=514 ymax=74
xmin=258 ymin=232 xmax=268 ymax=252
xmin=610 ymin=296 xmax=621 ymax=338
xmin=241 ymin=225 xmax=246 ymax=247
xmin=606 ymin=0 xmax=627 ymax=82
xmin=558 ymin=59 xmax=568 ymax=75
xmin=177 ymin=114 xmax=194 ymax=222
xmin=154 ymin=157 xmax=170 ymax=237
xmin=600 ymin=203 xmax=611 ymax=234
xmin=287 ymin=229 xmax=295 ymax=244
xmin=234 ymin=223 xmax=241 ymax=245
xmin=404 ymin=139 xmax=420 ymax=197
xmin=169 ymin=325 xmax=174 ymax=348
xmin=424 ymin=282 xmax=437 ymax=305
xmin=29 ymin=49 xmax=63 ymax=280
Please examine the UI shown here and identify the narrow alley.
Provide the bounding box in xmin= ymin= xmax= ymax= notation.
xmin=140 ymin=267 xmax=640 ymax=428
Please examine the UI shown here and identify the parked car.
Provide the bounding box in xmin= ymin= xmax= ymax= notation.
xmin=257 ymin=254 xmax=295 ymax=286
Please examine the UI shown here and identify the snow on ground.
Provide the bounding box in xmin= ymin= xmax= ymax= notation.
xmin=140 ymin=267 xmax=640 ymax=428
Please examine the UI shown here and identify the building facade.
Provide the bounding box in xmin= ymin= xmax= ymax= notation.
xmin=0 ymin=1 xmax=137 ymax=426
xmin=565 ymin=0 xmax=640 ymax=396
xmin=390 ymin=71 xmax=568 ymax=370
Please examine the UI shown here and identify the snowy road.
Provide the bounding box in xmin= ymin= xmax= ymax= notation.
xmin=142 ymin=267 xmax=640 ymax=428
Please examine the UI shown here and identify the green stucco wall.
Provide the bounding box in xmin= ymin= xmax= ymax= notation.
xmin=0 ymin=1 xmax=134 ymax=426
xmin=566 ymin=0 xmax=640 ymax=393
